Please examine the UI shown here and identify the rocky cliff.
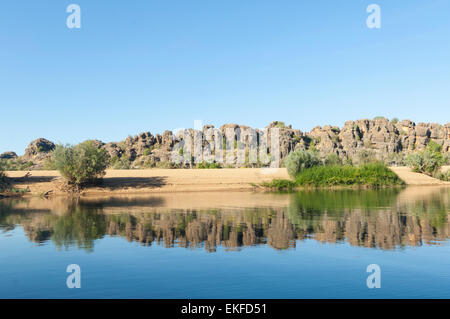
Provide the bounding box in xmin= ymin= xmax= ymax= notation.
xmin=2 ymin=118 xmax=449 ymax=169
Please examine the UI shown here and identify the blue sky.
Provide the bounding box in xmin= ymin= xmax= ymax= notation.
xmin=1 ymin=0 xmax=449 ymax=154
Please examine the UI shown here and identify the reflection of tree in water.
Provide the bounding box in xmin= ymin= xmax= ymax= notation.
xmin=287 ymin=188 xmax=450 ymax=249
xmin=0 ymin=188 xmax=449 ymax=252
xmin=51 ymin=204 xmax=107 ymax=252
xmin=0 ymin=199 xmax=106 ymax=251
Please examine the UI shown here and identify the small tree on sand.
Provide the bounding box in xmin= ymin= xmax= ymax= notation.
xmin=405 ymin=140 xmax=445 ymax=176
xmin=53 ymin=141 xmax=109 ymax=187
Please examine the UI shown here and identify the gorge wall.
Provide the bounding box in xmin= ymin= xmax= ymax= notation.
xmin=2 ymin=118 xmax=449 ymax=169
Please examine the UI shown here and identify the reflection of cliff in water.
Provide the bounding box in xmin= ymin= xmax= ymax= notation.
xmin=0 ymin=187 xmax=449 ymax=252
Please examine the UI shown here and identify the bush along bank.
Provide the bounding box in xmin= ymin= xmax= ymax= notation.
xmin=262 ymin=150 xmax=405 ymax=191
xmin=405 ymin=140 xmax=450 ymax=181
xmin=52 ymin=141 xmax=110 ymax=192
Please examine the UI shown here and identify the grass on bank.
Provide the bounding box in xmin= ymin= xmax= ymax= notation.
xmin=262 ymin=162 xmax=405 ymax=190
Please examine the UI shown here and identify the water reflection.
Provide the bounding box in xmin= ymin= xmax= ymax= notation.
xmin=0 ymin=187 xmax=449 ymax=252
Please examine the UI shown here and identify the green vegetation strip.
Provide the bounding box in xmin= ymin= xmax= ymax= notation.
xmin=263 ymin=163 xmax=405 ymax=190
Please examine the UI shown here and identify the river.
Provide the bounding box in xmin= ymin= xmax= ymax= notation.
xmin=1 ymin=186 xmax=449 ymax=298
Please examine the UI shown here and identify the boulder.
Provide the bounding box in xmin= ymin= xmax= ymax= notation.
xmin=103 ymin=142 xmax=124 ymax=159
xmin=0 ymin=152 xmax=18 ymax=160
xmin=22 ymin=138 xmax=55 ymax=163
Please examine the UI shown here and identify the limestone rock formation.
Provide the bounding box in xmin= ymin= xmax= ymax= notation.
xmin=8 ymin=118 xmax=450 ymax=169
xmin=21 ymin=138 xmax=56 ymax=167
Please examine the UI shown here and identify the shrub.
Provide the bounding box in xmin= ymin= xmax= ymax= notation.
xmin=0 ymin=158 xmax=34 ymax=170
xmin=264 ymin=162 xmax=404 ymax=190
xmin=426 ymin=140 xmax=443 ymax=153
xmin=357 ymin=162 xmax=405 ymax=186
xmin=421 ymin=150 xmax=444 ymax=174
xmin=405 ymin=153 xmax=423 ymax=172
xmin=357 ymin=150 xmax=377 ymax=165
xmin=274 ymin=121 xmax=287 ymax=128
xmin=132 ymin=156 xmax=156 ymax=169
xmin=42 ymin=157 xmax=57 ymax=170
xmin=295 ymin=162 xmax=404 ymax=187
xmin=196 ymin=161 xmax=222 ymax=169
xmin=324 ymin=153 xmax=342 ymax=166
xmin=435 ymin=170 xmax=450 ymax=182
xmin=343 ymin=157 xmax=353 ymax=165
xmin=285 ymin=149 xmax=321 ymax=178
xmin=405 ymin=140 xmax=445 ymax=175
xmin=391 ymin=118 xmax=399 ymax=124
xmin=445 ymin=153 xmax=450 ymax=165
xmin=261 ymin=178 xmax=295 ymax=190
xmin=331 ymin=127 xmax=340 ymax=134
xmin=53 ymin=141 xmax=109 ymax=186
xmin=110 ymin=155 xmax=132 ymax=169
xmin=156 ymin=161 xmax=182 ymax=169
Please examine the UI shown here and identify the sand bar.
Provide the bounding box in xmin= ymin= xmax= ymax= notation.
xmin=3 ymin=166 xmax=449 ymax=197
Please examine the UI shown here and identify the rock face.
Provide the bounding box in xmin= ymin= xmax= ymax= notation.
xmin=307 ymin=119 xmax=450 ymax=163
xmin=10 ymin=119 xmax=450 ymax=169
xmin=21 ymin=138 xmax=56 ymax=168
xmin=23 ymin=138 xmax=55 ymax=158
xmin=0 ymin=152 xmax=18 ymax=160
xmin=337 ymin=119 xmax=403 ymax=161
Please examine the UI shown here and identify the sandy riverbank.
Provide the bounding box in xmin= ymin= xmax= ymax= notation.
xmin=3 ymin=166 xmax=449 ymax=197
xmin=390 ymin=166 xmax=450 ymax=186
xmin=4 ymin=168 xmax=290 ymax=196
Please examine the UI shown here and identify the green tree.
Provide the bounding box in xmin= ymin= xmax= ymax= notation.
xmin=405 ymin=140 xmax=445 ymax=175
xmin=445 ymin=152 xmax=450 ymax=165
xmin=285 ymin=149 xmax=321 ymax=178
xmin=53 ymin=141 xmax=110 ymax=186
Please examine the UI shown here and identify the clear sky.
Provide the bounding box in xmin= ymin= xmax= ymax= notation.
xmin=1 ymin=0 xmax=449 ymax=154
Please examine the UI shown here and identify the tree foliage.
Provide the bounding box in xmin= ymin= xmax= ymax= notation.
xmin=295 ymin=162 xmax=404 ymax=187
xmin=53 ymin=141 xmax=109 ymax=186
xmin=405 ymin=140 xmax=445 ymax=175
xmin=285 ymin=149 xmax=321 ymax=178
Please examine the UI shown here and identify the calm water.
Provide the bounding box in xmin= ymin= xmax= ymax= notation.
xmin=1 ymin=187 xmax=450 ymax=299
